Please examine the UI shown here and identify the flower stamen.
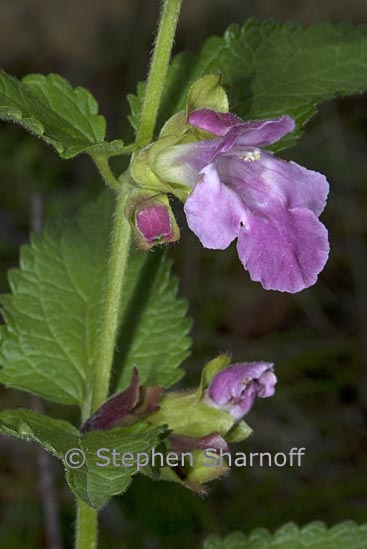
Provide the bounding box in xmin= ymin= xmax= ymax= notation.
xmin=239 ymin=150 xmax=261 ymax=162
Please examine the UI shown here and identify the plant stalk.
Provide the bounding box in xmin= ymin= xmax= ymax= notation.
xmin=135 ymin=0 xmax=183 ymax=147
xmin=91 ymin=154 xmax=121 ymax=192
xmin=75 ymin=501 xmax=98 ymax=549
xmin=90 ymin=188 xmax=131 ymax=415
xmin=75 ymin=1 xmax=183 ymax=547
xmin=76 ymin=187 xmax=131 ymax=549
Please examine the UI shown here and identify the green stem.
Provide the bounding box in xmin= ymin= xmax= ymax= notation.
xmin=75 ymin=1 xmax=183 ymax=547
xmin=90 ymin=188 xmax=131 ymax=414
xmin=75 ymin=500 xmax=98 ymax=549
xmin=76 ymin=187 xmax=131 ymax=549
xmin=91 ymin=154 xmax=121 ymax=192
xmin=135 ymin=0 xmax=183 ymax=147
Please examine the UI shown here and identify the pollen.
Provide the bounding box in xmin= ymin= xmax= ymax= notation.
xmin=242 ymin=151 xmax=261 ymax=162
xmin=239 ymin=150 xmax=261 ymax=162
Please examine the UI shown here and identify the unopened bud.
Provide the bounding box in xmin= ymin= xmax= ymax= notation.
xmin=127 ymin=192 xmax=180 ymax=251
xmin=202 ymin=362 xmax=277 ymax=420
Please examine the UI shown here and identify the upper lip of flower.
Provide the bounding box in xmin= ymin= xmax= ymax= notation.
xmin=187 ymin=108 xmax=296 ymax=150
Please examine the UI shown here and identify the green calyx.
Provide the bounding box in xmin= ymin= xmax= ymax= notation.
xmin=143 ymin=354 xmax=252 ymax=492
xmin=147 ymin=354 xmax=252 ymax=440
xmin=147 ymin=354 xmax=253 ymax=443
xmin=149 ymin=391 xmax=236 ymax=438
xmin=156 ymin=447 xmax=231 ymax=494
xmin=186 ymin=73 xmax=229 ymax=114
xmin=130 ymin=136 xmax=191 ymax=200
xmin=130 ymin=74 xmax=229 ymax=200
xmin=145 ymin=391 xmax=236 ymax=493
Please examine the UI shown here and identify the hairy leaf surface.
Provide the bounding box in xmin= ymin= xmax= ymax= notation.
xmin=66 ymin=423 xmax=165 ymax=509
xmin=0 ymin=191 xmax=191 ymax=406
xmin=0 ymin=71 xmax=124 ymax=158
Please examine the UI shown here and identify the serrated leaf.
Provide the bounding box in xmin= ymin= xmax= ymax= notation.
xmin=112 ymin=247 xmax=192 ymax=392
xmin=0 ymin=408 xmax=165 ymax=510
xmin=0 ymin=190 xmax=191 ymax=406
xmin=66 ymin=423 xmax=165 ymax=509
xmin=0 ymin=70 xmax=121 ymax=158
xmin=129 ymin=21 xmax=367 ymax=150
xmin=0 ymin=408 xmax=80 ymax=457
xmin=0 ymin=191 xmax=115 ymax=405
xmin=203 ymin=521 xmax=367 ymax=549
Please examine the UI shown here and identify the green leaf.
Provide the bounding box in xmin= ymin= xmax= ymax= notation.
xmin=112 ymin=247 xmax=192 ymax=392
xmin=0 ymin=190 xmax=191 ymax=406
xmin=87 ymin=139 xmax=132 ymax=158
xmin=0 ymin=191 xmax=115 ymax=406
xmin=0 ymin=70 xmax=120 ymax=158
xmin=128 ymin=81 xmax=147 ymax=131
xmin=129 ymin=21 xmax=367 ymax=149
xmin=66 ymin=423 xmax=165 ymax=509
xmin=203 ymin=521 xmax=367 ymax=549
xmin=0 ymin=408 xmax=80 ymax=458
xmin=0 ymin=408 xmax=165 ymax=510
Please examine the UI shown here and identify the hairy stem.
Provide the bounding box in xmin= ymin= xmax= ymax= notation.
xmin=91 ymin=154 xmax=121 ymax=192
xmin=76 ymin=187 xmax=131 ymax=549
xmin=90 ymin=188 xmax=131 ymax=415
xmin=75 ymin=501 xmax=98 ymax=549
xmin=135 ymin=0 xmax=183 ymax=147
xmin=75 ymin=1 xmax=183 ymax=547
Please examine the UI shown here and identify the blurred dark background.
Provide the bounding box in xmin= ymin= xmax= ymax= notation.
xmin=1 ymin=1 xmax=367 ymax=547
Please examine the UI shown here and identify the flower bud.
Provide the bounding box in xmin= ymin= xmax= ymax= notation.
xmin=164 ymin=432 xmax=230 ymax=493
xmin=126 ymin=191 xmax=180 ymax=251
xmin=81 ymin=357 xmax=276 ymax=494
xmin=202 ymin=362 xmax=277 ymax=420
xmin=80 ymin=368 xmax=163 ymax=433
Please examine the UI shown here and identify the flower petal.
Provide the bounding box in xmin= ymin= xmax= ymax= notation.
xmin=207 ymin=362 xmax=276 ymax=419
xmin=209 ymin=362 xmax=274 ymax=404
xmin=153 ymin=139 xmax=221 ymax=187
xmin=237 ymin=205 xmax=329 ymax=292
xmin=188 ymin=108 xmax=243 ymax=136
xmin=189 ymin=110 xmax=295 ymax=148
xmin=217 ymin=153 xmax=329 ymax=216
xmin=255 ymin=152 xmax=329 ymax=216
xmin=136 ymin=204 xmax=173 ymax=244
xmin=184 ymin=164 xmax=245 ymax=249
xmin=232 ymin=115 xmax=295 ymax=147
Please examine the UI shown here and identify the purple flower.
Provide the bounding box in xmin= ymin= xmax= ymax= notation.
xmin=154 ymin=109 xmax=330 ymax=293
xmin=127 ymin=191 xmax=180 ymax=251
xmin=136 ymin=203 xmax=173 ymax=246
xmin=203 ymin=362 xmax=277 ymax=420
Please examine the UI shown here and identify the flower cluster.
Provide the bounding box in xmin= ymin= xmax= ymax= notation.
xmin=81 ymin=357 xmax=277 ymax=492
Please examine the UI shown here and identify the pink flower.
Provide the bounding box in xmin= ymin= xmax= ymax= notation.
xmin=154 ymin=110 xmax=330 ymax=293
xmin=203 ymin=362 xmax=277 ymax=420
xmin=126 ymin=192 xmax=180 ymax=250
